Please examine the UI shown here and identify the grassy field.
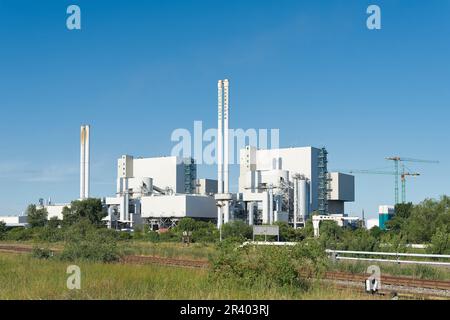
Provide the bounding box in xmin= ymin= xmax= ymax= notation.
xmin=0 ymin=252 xmax=378 ymax=300
xmin=119 ymin=241 xmax=214 ymax=260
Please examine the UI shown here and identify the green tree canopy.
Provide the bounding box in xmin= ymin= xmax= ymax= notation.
xmin=26 ymin=204 xmax=48 ymax=228
xmin=62 ymin=198 xmax=106 ymax=227
xmin=0 ymin=221 xmax=7 ymax=239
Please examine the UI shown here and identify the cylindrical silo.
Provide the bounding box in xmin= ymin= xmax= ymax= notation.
xmin=298 ymin=178 xmax=310 ymax=222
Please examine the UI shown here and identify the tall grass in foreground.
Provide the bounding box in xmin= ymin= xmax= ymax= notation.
xmin=119 ymin=241 xmax=215 ymax=260
xmin=0 ymin=252 xmax=376 ymax=300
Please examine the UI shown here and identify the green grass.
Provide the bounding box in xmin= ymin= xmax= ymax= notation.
xmin=0 ymin=252 xmax=377 ymax=300
xmin=118 ymin=241 xmax=215 ymax=260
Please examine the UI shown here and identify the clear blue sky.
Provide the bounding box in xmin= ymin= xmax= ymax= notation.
xmin=0 ymin=0 xmax=449 ymax=219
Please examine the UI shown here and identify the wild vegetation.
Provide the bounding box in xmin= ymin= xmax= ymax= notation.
xmin=0 ymin=252 xmax=375 ymax=300
xmin=0 ymin=195 xmax=448 ymax=299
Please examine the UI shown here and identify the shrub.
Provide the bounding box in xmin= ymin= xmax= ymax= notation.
xmin=5 ymin=227 xmax=34 ymax=241
xmin=0 ymin=221 xmax=7 ymax=240
xmin=427 ymin=226 xmax=449 ymax=254
xmin=26 ymin=204 xmax=48 ymax=228
xmin=31 ymin=246 xmax=54 ymax=259
xmin=62 ymin=198 xmax=106 ymax=227
xmin=59 ymin=220 xmax=120 ymax=262
xmin=209 ymin=239 xmax=327 ymax=290
xmin=36 ymin=226 xmax=65 ymax=242
xmin=221 ymin=221 xmax=252 ymax=242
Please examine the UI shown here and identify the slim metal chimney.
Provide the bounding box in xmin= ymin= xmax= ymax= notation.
xmin=217 ymin=81 xmax=223 ymax=229
xmin=80 ymin=125 xmax=90 ymax=200
xmin=217 ymin=80 xmax=223 ymax=194
xmin=223 ymin=79 xmax=230 ymax=223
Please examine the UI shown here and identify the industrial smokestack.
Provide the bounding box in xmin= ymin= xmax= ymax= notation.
xmin=217 ymin=80 xmax=223 ymax=194
xmin=80 ymin=125 xmax=90 ymax=200
xmin=217 ymin=80 xmax=224 ymax=229
xmin=223 ymin=79 xmax=230 ymax=223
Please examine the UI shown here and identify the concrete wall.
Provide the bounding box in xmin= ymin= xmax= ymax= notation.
xmin=46 ymin=204 xmax=69 ymax=220
xmin=195 ymin=179 xmax=218 ymax=195
xmin=0 ymin=215 xmax=28 ymax=226
xmin=329 ymin=172 xmax=355 ymax=202
xmin=140 ymin=195 xmax=216 ymax=219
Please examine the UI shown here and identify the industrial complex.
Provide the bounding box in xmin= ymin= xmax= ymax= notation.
xmin=1 ymin=79 xmax=363 ymax=233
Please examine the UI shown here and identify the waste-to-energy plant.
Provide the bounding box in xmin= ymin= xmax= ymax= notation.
xmin=9 ymin=79 xmax=357 ymax=231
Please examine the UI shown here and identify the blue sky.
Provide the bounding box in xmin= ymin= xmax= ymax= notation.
xmin=0 ymin=0 xmax=449 ymax=219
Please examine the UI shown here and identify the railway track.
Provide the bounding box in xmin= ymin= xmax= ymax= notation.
xmin=0 ymin=244 xmax=35 ymax=253
xmin=121 ymin=255 xmax=208 ymax=268
xmin=325 ymin=271 xmax=450 ymax=291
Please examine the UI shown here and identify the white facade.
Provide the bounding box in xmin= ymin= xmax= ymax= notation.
xmin=239 ymin=146 xmax=320 ymax=211
xmin=366 ymin=218 xmax=379 ymax=229
xmin=45 ymin=204 xmax=69 ymax=220
xmin=195 ymin=179 xmax=218 ymax=195
xmin=0 ymin=216 xmax=28 ymax=227
xmin=328 ymin=172 xmax=355 ymax=215
xmin=379 ymin=205 xmax=395 ymax=214
xmin=105 ymin=154 xmax=217 ymax=228
xmin=329 ymin=172 xmax=355 ymax=202
xmin=140 ymin=194 xmax=216 ymax=219
xmin=117 ymin=155 xmax=195 ymax=194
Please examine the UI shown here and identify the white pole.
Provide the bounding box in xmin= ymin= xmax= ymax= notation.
xmin=80 ymin=125 xmax=86 ymax=200
xmin=223 ymin=79 xmax=230 ymax=223
xmin=217 ymin=80 xmax=223 ymax=229
xmin=217 ymin=80 xmax=223 ymax=194
xmin=84 ymin=125 xmax=90 ymax=199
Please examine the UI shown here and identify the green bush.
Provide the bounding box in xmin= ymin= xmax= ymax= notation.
xmin=0 ymin=221 xmax=7 ymax=240
xmin=31 ymin=246 xmax=54 ymax=259
xmin=118 ymin=231 xmax=132 ymax=240
xmin=221 ymin=220 xmax=252 ymax=242
xmin=209 ymin=239 xmax=327 ymax=290
xmin=59 ymin=220 xmax=120 ymax=263
xmin=5 ymin=227 xmax=34 ymax=241
xmin=428 ymin=226 xmax=449 ymax=254
xmin=26 ymin=204 xmax=48 ymax=228
xmin=36 ymin=226 xmax=65 ymax=242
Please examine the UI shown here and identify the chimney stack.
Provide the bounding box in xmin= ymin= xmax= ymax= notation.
xmin=80 ymin=125 xmax=90 ymax=200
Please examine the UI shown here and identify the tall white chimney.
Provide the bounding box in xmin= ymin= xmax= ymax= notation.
xmin=217 ymin=81 xmax=223 ymax=229
xmin=80 ymin=125 xmax=90 ymax=200
xmin=223 ymin=79 xmax=230 ymax=223
xmin=217 ymin=80 xmax=223 ymax=194
xmin=84 ymin=125 xmax=90 ymax=199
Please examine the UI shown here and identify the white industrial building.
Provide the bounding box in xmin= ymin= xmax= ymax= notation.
xmin=237 ymin=146 xmax=355 ymax=228
xmin=17 ymin=79 xmax=358 ymax=233
xmin=0 ymin=215 xmax=28 ymax=227
xmin=104 ymin=155 xmax=216 ymax=229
